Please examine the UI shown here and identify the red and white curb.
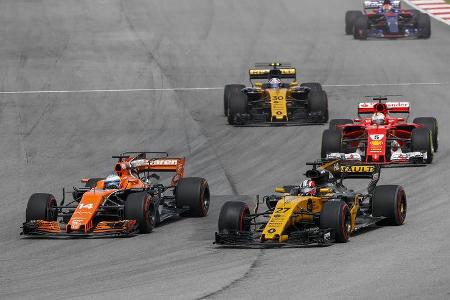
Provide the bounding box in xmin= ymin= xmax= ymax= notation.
xmin=405 ymin=0 xmax=450 ymax=25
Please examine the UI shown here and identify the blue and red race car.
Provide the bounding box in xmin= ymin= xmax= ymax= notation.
xmin=345 ymin=0 xmax=431 ymax=39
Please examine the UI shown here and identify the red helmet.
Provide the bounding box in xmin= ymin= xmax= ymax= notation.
xmin=300 ymin=180 xmax=316 ymax=196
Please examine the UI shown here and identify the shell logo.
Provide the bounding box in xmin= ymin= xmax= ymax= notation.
xmin=370 ymin=140 xmax=383 ymax=146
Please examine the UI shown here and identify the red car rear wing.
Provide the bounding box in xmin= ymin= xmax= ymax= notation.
xmin=358 ymin=102 xmax=410 ymax=114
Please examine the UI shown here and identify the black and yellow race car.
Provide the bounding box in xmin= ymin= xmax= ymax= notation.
xmin=224 ymin=63 xmax=328 ymax=126
xmin=215 ymin=160 xmax=406 ymax=247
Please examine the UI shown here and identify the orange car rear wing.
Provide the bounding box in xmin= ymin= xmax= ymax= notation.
xmin=115 ymin=157 xmax=185 ymax=186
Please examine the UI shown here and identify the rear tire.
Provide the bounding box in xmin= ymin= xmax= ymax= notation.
xmin=354 ymin=15 xmax=368 ymax=40
xmin=329 ymin=119 xmax=353 ymax=130
xmin=345 ymin=11 xmax=363 ymax=35
xmin=417 ymin=13 xmax=431 ymax=39
xmin=372 ymin=185 xmax=407 ymax=226
xmin=26 ymin=193 xmax=58 ymax=222
xmin=218 ymin=201 xmax=251 ymax=233
xmin=411 ymin=128 xmax=433 ymax=164
xmin=224 ymin=84 xmax=245 ymax=116
xmin=321 ymin=129 xmax=343 ymax=158
xmin=413 ymin=117 xmax=438 ymax=151
xmin=320 ymin=201 xmax=351 ymax=243
xmin=125 ymin=192 xmax=153 ymax=233
xmin=227 ymin=90 xmax=248 ymax=125
xmin=301 ymin=83 xmax=328 ymax=122
xmin=176 ymin=177 xmax=210 ymax=217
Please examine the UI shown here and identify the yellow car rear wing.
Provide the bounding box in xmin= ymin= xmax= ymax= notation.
xmin=249 ymin=63 xmax=296 ymax=80
xmin=307 ymin=160 xmax=381 ymax=179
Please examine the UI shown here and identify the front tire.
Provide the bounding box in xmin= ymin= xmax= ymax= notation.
xmin=176 ymin=177 xmax=210 ymax=217
xmin=320 ymin=200 xmax=351 ymax=243
xmin=345 ymin=11 xmax=363 ymax=35
xmin=321 ymin=129 xmax=343 ymax=158
xmin=26 ymin=193 xmax=58 ymax=222
xmin=413 ymin=117 xmax=438 ymax=151
xmin=354 ymin=15 xmax=368 ymax=40
xmin=301 ymin=83 xmax=328 ymax=122
xmin=372 ymin=185 xmax=407 ymax=226
xmin=224 ymin=84 xmax=245 ymax=116
xmin=125 ymin=192 xmax=154 ymax=233
xmin=227 ymin=91 xmax=248 ymax=125
xmin=218 ymin=201 xmax=251 ymax=233
xmin=411 ymin=128 xmax=433 ymax=164
xmin=329 ymin=118 xmax=353 ymax=130
xmin=417 ymin=13 xmax=431 ymax=39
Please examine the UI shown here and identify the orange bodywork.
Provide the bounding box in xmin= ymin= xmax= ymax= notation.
xmin=24 ymin=154 xmax=186 ymax=236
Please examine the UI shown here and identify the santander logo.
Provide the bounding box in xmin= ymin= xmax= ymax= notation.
xmin=369 ymin=134 xmax=384 ymax=140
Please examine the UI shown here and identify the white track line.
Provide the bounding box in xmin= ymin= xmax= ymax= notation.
xmin=0 ymin=83 xmax=446 ymax=94
xmin=0 ymin=87 xmax=223 ymax=94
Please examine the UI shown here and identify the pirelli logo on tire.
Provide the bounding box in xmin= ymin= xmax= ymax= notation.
xmin=340 ymin=165 xmax=375 ymax=173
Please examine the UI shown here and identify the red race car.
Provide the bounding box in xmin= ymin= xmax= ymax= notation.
xmin=321 ymin=96 xmax=438 ymax=166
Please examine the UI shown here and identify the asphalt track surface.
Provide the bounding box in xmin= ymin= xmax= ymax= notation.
xmin=0 ymin=0 xmax=449 ymax=299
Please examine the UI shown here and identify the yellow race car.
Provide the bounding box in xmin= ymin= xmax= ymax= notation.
xmin=224 ymin=63 xmax=328 ymax=126
xmin=215 ymin=160 xmax=406 ymax=247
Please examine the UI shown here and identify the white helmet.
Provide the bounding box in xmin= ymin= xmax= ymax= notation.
xmin=371 ymin=112 xmax=385 ymax=125
xmin=104 ymin=174 xmax=121 ymax=189
xmin=300 ymin=179 xmax=316 ymax=196
xmin=269 ymin=77 xmax=281 ymax=89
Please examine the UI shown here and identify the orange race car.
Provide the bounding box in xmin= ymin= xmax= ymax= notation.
xmin=22 ymin=152 xmax=210 ymax=237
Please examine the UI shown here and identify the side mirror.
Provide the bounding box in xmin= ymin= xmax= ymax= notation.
xmin=80 ymin=178 xmax=89 ymax=183
xmin=319 ymin=188 xmax=332 ymax=194
xmin=275 ymin=187 xmax=286 ymax=193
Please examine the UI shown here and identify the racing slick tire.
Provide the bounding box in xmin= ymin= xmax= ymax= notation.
xmin=218 ymin=201 xmax=251 ymax=233
xmin=320 ymin=200 xmax=351 ymax=243
xmin=175 ymin=177 xmax=210 ymax=217
xmin=372 ymin=185 xmax=407 ymax=226
xmin=301 ymin=82 xmax=328 ymax=122
xmin=321 ymin=129 xmax=343 ymax=159
xmin=224 ymin=84 xmax=245 ymax=116
xmin=329 ymin=119 xmax=353 ymax=130
xmin=354 ymin=15 xmax=368 ymax=40
xmin=345 ymin=10 xmax=363 ymax=35
xmin=227 ymin=90 xmax=248 ymax=125
xmin=85 ymin=177 xmax=104 ymax=188
xmin=413 ymin=117 xmax=438 ymax=151
xmin=125 ymin=192 xmax=154 ymax=233
xmin=417 ymin=13 xmax=431 ymax=39
xmin=26 ymin=193 xmax=58 ymax=222
xmin=411 ymin=128 xmax=433 ymax=164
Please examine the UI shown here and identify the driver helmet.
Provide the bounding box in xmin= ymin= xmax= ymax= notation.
xmin=371 ymin=112 xmax=385 ymax=125
xmin=300 ymin=180 xmax=316 ymax=196
xmin=104 ymin=174 xmax=121 ymax=189
xmin=383 ymin=0 xmax=392 ymax=10
xmin=269 ymin=77 xmax=282 ymax=89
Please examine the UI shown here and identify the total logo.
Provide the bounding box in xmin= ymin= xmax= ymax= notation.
xmin=370 ymin=134 xmax=384 ymax=140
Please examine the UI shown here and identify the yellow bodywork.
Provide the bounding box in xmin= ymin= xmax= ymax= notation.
xmin=261 ymin=189 xmax=362 ymax=242
xmin=267 ymin=88 xmax=288 ymax=121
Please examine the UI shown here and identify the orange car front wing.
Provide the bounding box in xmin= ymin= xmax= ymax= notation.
xmin=21 ymin=220 xmax=138 ymax=237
